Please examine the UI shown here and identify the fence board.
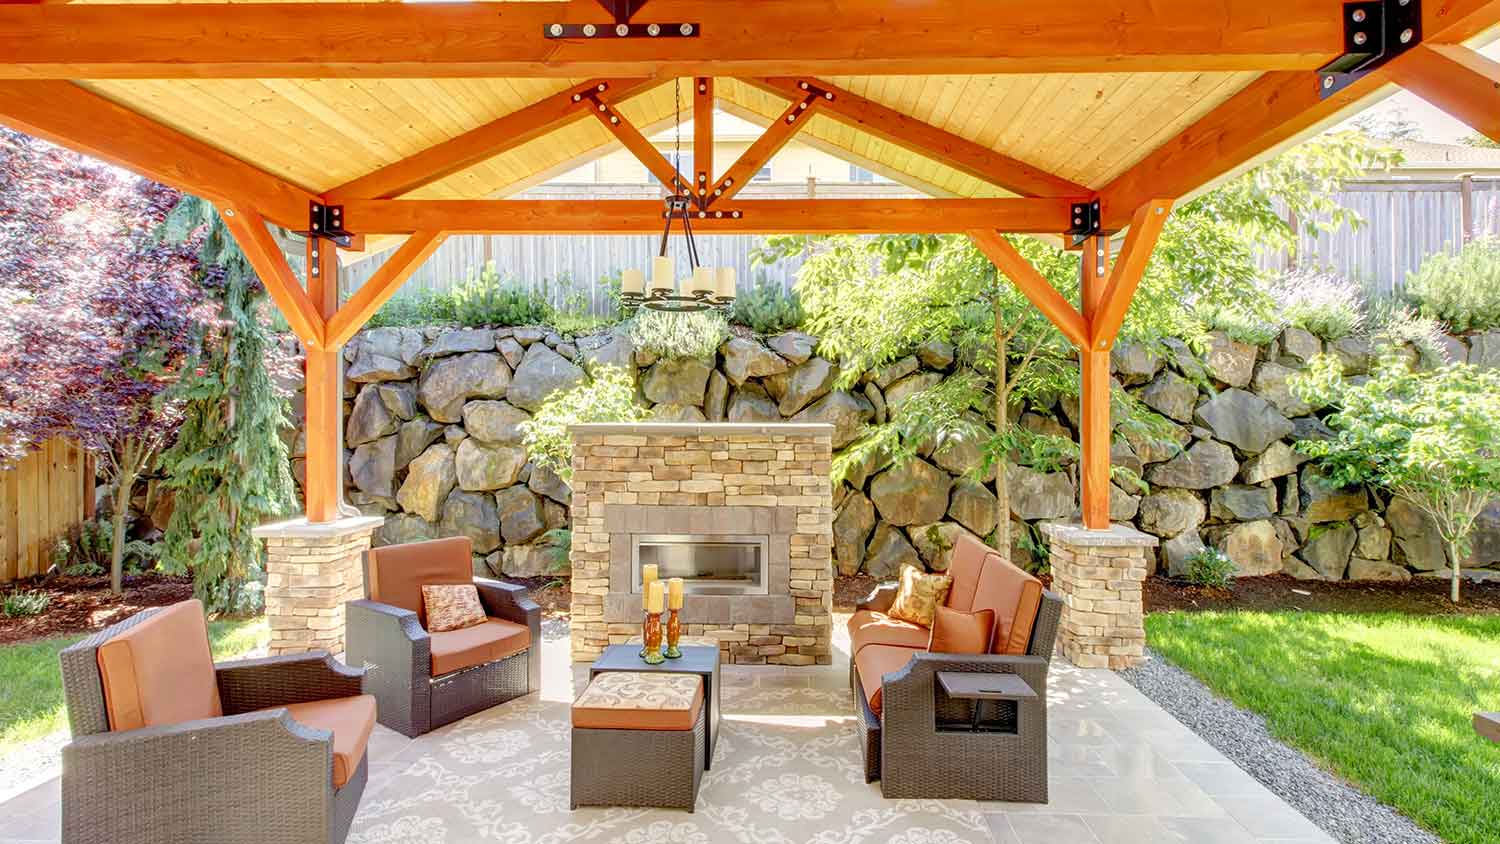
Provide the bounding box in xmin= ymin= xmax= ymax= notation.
xmin=0 ymin=438 xmax=88 ymax=583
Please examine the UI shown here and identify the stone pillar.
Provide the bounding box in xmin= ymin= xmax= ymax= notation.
xmin=253 ymin=515 xmax=384 ymax=656
xmin=1040 ymin=522 xmax=1157 ymax=670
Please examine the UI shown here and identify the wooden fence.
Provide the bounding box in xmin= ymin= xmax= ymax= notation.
xmin=1 ymin=438 xmax=91 ymax=583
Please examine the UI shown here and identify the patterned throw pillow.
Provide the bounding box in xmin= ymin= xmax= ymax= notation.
xmin=928 ymin=605 xmax=996 ymax=654
xmin=887 ymin=564 xmax=953 ymax=628
xmin=422 ymin=584 xmax=487 ymax=632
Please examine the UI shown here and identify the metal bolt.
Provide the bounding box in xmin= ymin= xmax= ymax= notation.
xmin=715 ymin=211 xmax=724 ymax=218
xmin=646 ymin=23 xmax=660 ymax=36
xmin=698 ymin=83 xmax=707 ymax=93
xmin=680 ymin=23 xmax=694 ymax=36
xmin=549 ymin=23 xmax=564 ymax=36
xmin=1352 ymin=9 xmax=1366 ymax=22
xmin=799 ymin=81 xmax=810 ymax=90
xmin=787 ymin=114 xmax=797 ymax=123
xmin=572 ymin=93 xmax=582 ymax=102
xmin=1400 ymin=28 xmax=1413 ymax=43
xmin=825 ymin=92 xmax=834 ymax=100
xmin=732 ymin=211 xmax=741 ymax=218
xmin=714 ymin=188 xmax=722 ymax=196
xmin=1353 ymin=32 xmax=1367 ymax=46
xmin=615 ymin=24 xmax=629 ymax=36
xmin=698 ymin=211 xmax=707 ymax=218
xmin=223 ymin=209 xmax=235 ymax=217
xmin=1323 ymin=75 xmax=1336 ymax=89
xmin=610 ymin=115 xmax=619 ymax=124
xmin=598 ymin=83 xmax=607 ymax=92
xmin=798 ymin=101 xmax=808 ymax=109
xmin=583 ymin=23 xmax=597 ymax=36
xmin=598 ymin=103 xmax=607 ymax=111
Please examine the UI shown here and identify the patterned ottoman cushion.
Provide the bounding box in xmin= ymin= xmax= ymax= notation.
xmin=572 ymin=671 xmax=704 ymax=731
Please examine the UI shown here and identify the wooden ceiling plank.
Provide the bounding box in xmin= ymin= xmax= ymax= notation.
xmin=967 ymin=228 xmax=1089 ymax=348
xmin=1388 ymin=44 xmax=1500 ymax=143
xmin=711 ymin=90 xmax=821 ymax=203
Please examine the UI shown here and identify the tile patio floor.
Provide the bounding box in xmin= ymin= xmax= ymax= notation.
xmin=0 ymin=615 xmax=1334 ymax=844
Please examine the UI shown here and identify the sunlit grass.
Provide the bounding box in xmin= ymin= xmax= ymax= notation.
xmin=1147 ymin=612 xmax=1500 ymax=844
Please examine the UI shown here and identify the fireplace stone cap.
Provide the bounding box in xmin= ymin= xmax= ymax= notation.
xmin=568 ymin=422 xmax=835 ymax=437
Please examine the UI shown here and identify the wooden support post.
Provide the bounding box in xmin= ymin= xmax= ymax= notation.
xmin=1079 ymin=234 xmax=1112 ymax=530
xmin=303 ymin=237 xmax=342 ymax=524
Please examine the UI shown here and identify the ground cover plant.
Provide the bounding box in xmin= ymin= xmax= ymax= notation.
xmin=1404 ymin=236 xmax=1500 ymax=333
xmin=1147 ymin=611 xmax=1500 ymax=844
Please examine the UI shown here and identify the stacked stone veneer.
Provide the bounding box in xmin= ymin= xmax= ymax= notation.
xmin=253 ymin=515 xmax=383 ymax=656
xmin=569 ymin=423 xmax=834 ymax=666
xmin=1042 ymin=523 xmax=1156 ymax=669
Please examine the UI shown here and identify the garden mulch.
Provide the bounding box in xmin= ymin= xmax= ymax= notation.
xmin=0 ymin=572 xmax=195 ymax=645
xmin=1145 ymin=573 xmax=1500 ymax=614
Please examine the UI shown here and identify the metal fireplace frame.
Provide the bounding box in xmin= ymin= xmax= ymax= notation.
xmin=631 ymin=533 xmax=770 ymax=596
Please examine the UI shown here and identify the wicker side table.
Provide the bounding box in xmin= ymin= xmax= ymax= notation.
xmin=590 ymin=643 xmax=721 ymax=769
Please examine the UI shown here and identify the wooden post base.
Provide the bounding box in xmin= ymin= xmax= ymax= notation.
xmin=1041 ymin=522 xmax=1157 ymax=670
xmin=253 ymin=515 xmax=384 ymax=656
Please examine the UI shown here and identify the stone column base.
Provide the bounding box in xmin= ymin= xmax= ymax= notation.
xmin=1040 ymin=522 xmax=1157 ymax=670
xmin=253 ymin=515 xmax=384 ymax=656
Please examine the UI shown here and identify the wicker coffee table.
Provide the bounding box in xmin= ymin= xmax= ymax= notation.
xmin=590 ymin=644 xmax=721 ymax=769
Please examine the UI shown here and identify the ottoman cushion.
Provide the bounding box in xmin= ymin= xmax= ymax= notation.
xmin=572 ymin=672 xmax=703 ymax=731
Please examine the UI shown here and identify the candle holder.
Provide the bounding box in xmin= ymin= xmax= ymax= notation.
xmin=642 ymin=611 xmax=666 ymax=665
xmin=665 ymin=607 xmax=682 ymax=659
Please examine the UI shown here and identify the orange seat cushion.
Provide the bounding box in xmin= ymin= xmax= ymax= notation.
xmin=971 ymin=552 xmax=1044 ymax=655
xmin=928 ymin=606 xmax=996 ymax=655
xmin=854 ymin=644 xmax=919 ymax=718
xmin=257 ymin=695 xmax=376 ymax=789
xmin=572 ymin=672 xmax=703 ymax=731
xmin=847 ymin=609 xmax=930 ymax=657
xmin=943 ymin=534 xmax=991 ymax=612
xmin=366 ymin=536 xmax=474 ymax=627
xmin=96 ymin=600 xmax=222 ymax=732
xmin=429 ymin=618 xmax=530 ymax=676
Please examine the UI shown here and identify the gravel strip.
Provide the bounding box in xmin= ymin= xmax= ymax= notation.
xmin=1119 ymin=649 xmax=1438 ymax=844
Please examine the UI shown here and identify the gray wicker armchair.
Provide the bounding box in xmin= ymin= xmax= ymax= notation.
xmin=848 ymin=535 xmax=1063 ymax=802
xmin=345 ymin=536 xmax=540 ymax=737
xmin=59 ymin=600 xmax=372 ymax=844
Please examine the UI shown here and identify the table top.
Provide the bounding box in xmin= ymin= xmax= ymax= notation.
xmin=937 ymin=671 xmax=1037 ymax=701
xmin=593 ymin=643 xmax=720 ymax=674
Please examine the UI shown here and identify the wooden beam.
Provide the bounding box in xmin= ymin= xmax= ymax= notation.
xmin=745 ymin=77 xmax=1089 ymax=197
xmin=327 ymin=78 xmax=658 ymax=200
xmin=221 ymin=207 xmax=325 ymax=348
xmin=302 ymin=238 xmax=341 ymax=523
xmin=586 ymin=90 xmax=690 ymax=195
xmin=0 ymin=0 xmax=1349 ymax=79
xmin=693 ymin=76 xmax=714 ymax=202
xmin=967 ymin=229 xmax=1089 ymax=348
xmin=711 ymin=91 xmax=820 ymax=204
xmin=1388 ymin=45 xmax=1500 ymax=144
xmin=1090 ymin=200 xmax=1174 ymax=348
xmin=1079 ymin=233 xmax=1112 ymax=530
xmin=0 ymin=81 xmax=316 ymax=229
xmin=326 ymin=232 xmax=447 ymax=347
xmin=347 ymin=197 xmax=1081 ymax=235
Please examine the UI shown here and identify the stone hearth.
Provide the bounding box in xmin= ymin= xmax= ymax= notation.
xmin=568 ymin=423 xmax=834 ymax=665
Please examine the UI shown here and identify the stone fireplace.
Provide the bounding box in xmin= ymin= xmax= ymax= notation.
xmin=568 ymin=423 xmax=834 ymax=665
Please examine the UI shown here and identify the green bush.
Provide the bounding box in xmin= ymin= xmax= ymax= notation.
xmin=450 ymin=262 xmax=553 ymax=327
xmin=1405 ymin=237 xmax=1500 ymax=332
xmin=731 ymin=279 xmax=804 ymax=334
xmin=628 ymin=307 xmax=729 ymax=361
xmin=521 ymin=366 xmax=650 ymax=479
xmin=1 ymin=590 xmax=51 ymax=618
xmin=1267 ymin=269 xmax=1364 ymax=340
xmin=1185 ymin=547 xmax=1237 ymax=589
xmin=365 ymin=289 xmax=458 ymax=328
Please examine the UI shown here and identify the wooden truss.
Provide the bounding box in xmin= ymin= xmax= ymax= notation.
xmin=1 ymin=0 xmax=1496 ymax=528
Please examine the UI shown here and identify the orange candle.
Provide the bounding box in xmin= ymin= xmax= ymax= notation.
xmin=668 ymin=577 xmax=684 ymax=610
xmin=641 ymin=564 xmax=658 ymax=611
xmin=647 ymin=580 xmax=665 ymax=614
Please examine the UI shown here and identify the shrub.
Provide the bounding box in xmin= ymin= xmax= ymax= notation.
xmin=450 ymin=262 xmax=553 ymax=327
xmin=1195 ymin=301 xmax=1281 ymax=345
xmin=628 ymin=307 xmax=729 ymax=360
xmin=521 ymin=366 xmax=650 ymax=479
xmin=731 ymin=279 xmax=804 ymax=334
xmin=1405 ymin=237 xmax=1500 ymax=333
xmin=1185 ymin=547 xmax=1237 ymax=589
xmin=1267 ymin=269 xmax=1365 ymax=340
xmin=1 ymin=589 xmax=51 ymax=618
xmin=366 ymin=289 xmax=458 ymax=328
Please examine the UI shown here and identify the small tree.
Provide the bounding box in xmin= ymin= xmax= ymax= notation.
xmin=1293 ymin=355 xmax=1500 ymax=602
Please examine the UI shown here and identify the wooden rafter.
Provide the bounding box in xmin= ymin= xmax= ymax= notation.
xmin=221 ymin=207 xmax=325 ymax=347
xmin=327 ymin=78 xmax=659 ymax=200
xmin=966 ymin=229 xmax=1088 ymax=348
xmin=326 ymin=232 xmax=447 ymax=347
xmin=744 ymin=77 xmax=1088 ymax=197
xmin=345 ymin=198 xmax=1080 ymax=235
xmin=1389 ymin=45 xmax=1500 ymax=144
xmin=693 ymin=77 xmax=714 ymax=202
xmin=0 ymin=1 xmax=1349 ymax=78
xmin=1090 ymin=201 xmax=1174 ymax=348
xmin=710 ymin=90 xmax=820 ymax=204
xmin=0 ymin=81 xmax=315 ymax=229
xmin=585 ymin=89 xmax=690 ymax=195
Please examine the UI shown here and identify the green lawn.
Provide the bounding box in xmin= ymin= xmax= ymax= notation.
xmin=0 ymin=617 xmax=267 ymax=754
xmin=1147 ymin=612 xmax=1500 ymax=844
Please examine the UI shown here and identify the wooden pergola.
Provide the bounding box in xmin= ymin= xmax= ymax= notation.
xmin=1 ymin=0 xmax=1496 ymax=532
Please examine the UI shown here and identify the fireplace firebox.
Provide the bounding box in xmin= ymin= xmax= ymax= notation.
xmin=632 ymin=534 xmax=770 ymax=596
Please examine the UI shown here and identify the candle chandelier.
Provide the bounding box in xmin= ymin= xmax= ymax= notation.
xmin=620 ymin=79 xmax=736 ymax=314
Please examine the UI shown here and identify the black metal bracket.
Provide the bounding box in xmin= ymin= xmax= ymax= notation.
xmin=295 ymin=201 xmax=354 ymax=249
xmin=1317 ymin=0 xmax=1422 ymax=98
xmin=545 ymin=0 xmax=699 ymax=39
xmin=1067 ymin=200 xmax=1101 ymax=246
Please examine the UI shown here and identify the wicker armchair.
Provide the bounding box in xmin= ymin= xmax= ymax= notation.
xmin=345 ymin=536 xmax=540 ymax=737
xmin=59 ymin=600 xmax=371 ymax=844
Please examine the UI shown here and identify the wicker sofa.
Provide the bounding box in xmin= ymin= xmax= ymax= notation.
xmin=345 ymin=536 xmax=541 ymax=737
xmin=849 ymin=535 xmax=1062 ymax=801
xmin=58 ymin=599 xmax=373 ymax=844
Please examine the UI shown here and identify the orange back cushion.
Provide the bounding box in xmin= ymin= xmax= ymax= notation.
xmin=367 ymin=536 xmax=473 ymax=627
xmin=928 ymin=606 xmax=996 ymax=654
xmin=96 ymin=600 xmax=223 ymax=732
xmin=970 ymin=552 xmax=1044 ymax=655
xmin=944 ymin=534 xmax=991 ymax=612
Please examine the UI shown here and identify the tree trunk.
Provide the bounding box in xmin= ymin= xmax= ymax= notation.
xmin=110 ymin=465 xmax=136 ymax=595
xmin=1446 ymin=539 xmax=1462 ymax=603
xmin=992 ymin=300 xmax=1009 ymax=556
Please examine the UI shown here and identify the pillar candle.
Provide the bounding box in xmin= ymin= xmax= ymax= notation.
xmin=646 ymin=579 xmax=665 ymax=614
xmin=621 ymin=268 xmax=645 ymax=295
xmin=691 ymin=266 xmax=715 ymax=295
xmin=668 ymin=577 xmax=684 ymax=609
xmin=641 ymin=563 xmax=658 ymax=610
xmin=651 ymin=256 xmax=674 ymax=293
xmin=715 ymin=266 xmax=736 ymax=299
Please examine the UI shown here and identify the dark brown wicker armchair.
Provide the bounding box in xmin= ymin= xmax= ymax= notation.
xmin=345 ymin=536 xmax=540 ymax=737
xmin=58 ymin=600 xmax=372 ymax=844
xmin=848 ymin=535 xmax=1063 ymax=802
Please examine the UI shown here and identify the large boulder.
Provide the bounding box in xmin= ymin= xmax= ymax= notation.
xmin=1111 ymin=342 xmax=1162 ymax=386
xmin=871 ymin=356 xmax=919 ymax=390
xmin=1354 ymin=512 xmax=1392 ymax=560
xmin=1387 ymin=497 xmax=1447 ymax=570
xmin=642 ymin=356 xmax=714 ymax=405
xmin=418 ymin=352 xmax=512 ymax=423
xmin=790 ymin=390 xmax=874 ymax=449
xmin=1110 ymin=483 xmax=1142 ymax=522
xmin=869 ymin=458 xmax=952 ymax=526
xmin=767 ymin=358 xmax=839 ymax=416
xmin=1139 ymin=371 xmax=1198 ymax=423
xmin=1161 ymin=530 xmax=1206 ymax=578
xmin=1211 ymin=519 xmax=1283 ymax=576
xmin=726 ymin=384 xmax=782 ymax=422
xmin=832 ymin=491 xmax=877 ymax=575
xmin=1210 ymin=484 xmax=1277 ymax=521
xmin=396 ymin=443 xmax=457 ymax=522
xmin=1348 ymin=557 xmax=1411 ymax=581
xmin=842 ymin=443 xmax=894 ymax=491
xmin=422 ymin=328 xmax=495 ymax=358
xmin=767 ymin=331 xmax=817 ymax=365
xmin=395 ymin=416 xmax=445 ymax=471
xmin=1468 ymin=331 xmax=1500 ymax=369
xmin=1468 ymin=501 xmax=1500 ymax=566
xmin=1194 ymin=389 xmax=1293 ymax=454
xmin=495 ymin=485 xmax=546 ymax=545
xmin=651 ymin=403 xmax=708 ymax=422
xmin=502 ymin=533 xmax=569 ymax=577
xmin=909 ymin=522 xmax=981 ymax=572
xmin=454 ymin=439 xmax=527 ymax=491
xmin=883 ymin=371 xmax=944 ymax=413
xmin=863 ymin=523 xmax=921 ymax=578
xmin=346 ymin=327 xmax=424 ymax=383
xmin=1279 ymin=327 xmax=1322 ymax=366
xmin=507 ymin=343 xmax=586 ymax=412
xmin=1331 ymin=335 xmax=1376 ymax=375
xmin=462 ymin=400 xmax=531 ymax=445
xmin=349 ymin=435 xmax=398 ymax=500
xmin=1007 ymin=464 xmax=1075 ymax=521
xmin=916 ymin=339 xmax=956 ymax=370
xmin=377 ymin=513 xmax=439 ymax=547
xmin=1300 ymin=465 xmax=1368 ymax=523
xmin=576 ymin=329 xmax=635 ymax=373
xmin=948 ymin=479 xmax=999 ymax=538
xmin=1138 ymin=488 xmax=1205 ymax=538
xmin=439 ymin=490 xmax=501 ymax=554
xmin=1123 ymin=421 xmax=1191 ymax=465
xmin=1300 ymin=522 xmax=1356 ymax=579
xmin=1203 ymin=331 xmax=1257 ymax=388
xmin=527 ymin=462 xmax=571 ymax=505
xmin=704 ymin=370 xmax=729 ymax=421
xmin=931 ymin=421 xmax=996 ymax=482
xmin=1146 ymin=440 xmax=1239 ymax=489
xmin=1240 ymin=441 xmax=1307 ymax=484
xmin=864 ymin=383 xmax=887 ymax=425
xmin=1251 ymin=361 xmax=1314 ymax=417
xmin=720 ymin=337 xmax=789 ymax=385
xmin=347 ymin=383 xmax=404 ymax=446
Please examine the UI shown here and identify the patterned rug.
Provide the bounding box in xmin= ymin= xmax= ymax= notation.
xmin=349 ymin=681 xmax=991 ymax=844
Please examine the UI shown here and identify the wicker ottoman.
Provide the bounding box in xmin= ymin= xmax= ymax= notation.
xmin=570 ymin=672 xmax=706 ymax=812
